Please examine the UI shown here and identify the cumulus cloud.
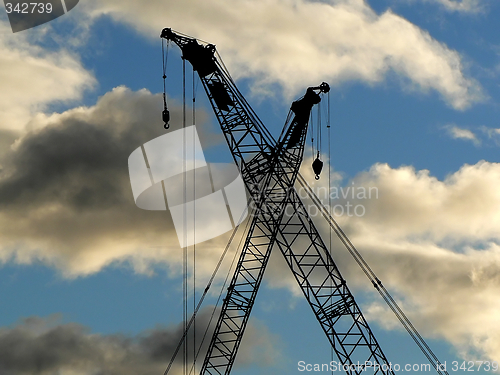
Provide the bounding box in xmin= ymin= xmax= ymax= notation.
xmin=0 ymin=86 xmax=233 ymax=278
xmin=0 ymin=312 xmax=281 ymax=374
xmin=0 ymin=84 xmax=498 ymax=363
xmin=444 ymin=124 xmax=480 ymax=145
xmin=351 ymin=162 xmax=500 ymax=241
xmin=0 ymin=21 xmax=95 ymax=132
xmin=279 ymin=161 xmax=500 ymax=362
xmin=81 ymin=0 xmax=482 ymax=109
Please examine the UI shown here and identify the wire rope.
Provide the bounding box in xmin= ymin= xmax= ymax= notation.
xmin=162 ymin=39 xmax=170 ymax=129
xmin=310 ymin=110 xmax=315 ymax=159
xmin=187 ymin=203 xmax=254 ymax=375
xmin=295 ymin=172 xmax=448 ymax=375
xmin=317 ymin=100 xmax=321 ymax=157
xmin=162 ymin=199 xmax=253 ymax=375
xmin=192 ymin=66 xmax=197 ymax=374
xmin=326 ymin=91 xmax=334 ymax=375
xmin=161 ymin=39 xmax=168 ymax=99
xmin=182 ymin=57 xmax=188 ymax=375
xmin=163 ymin=29 xmax=445 ymax=375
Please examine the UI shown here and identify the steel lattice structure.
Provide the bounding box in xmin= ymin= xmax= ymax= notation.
xmin=161 ymin=28 xmax=395 ymax=375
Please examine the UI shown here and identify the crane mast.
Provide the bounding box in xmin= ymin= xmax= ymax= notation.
xmin=161 ymin=28 xmax=394 ymax=375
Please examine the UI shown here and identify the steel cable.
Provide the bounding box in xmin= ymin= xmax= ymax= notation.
xmin=296 ymin=172 xmax=448 ymax=375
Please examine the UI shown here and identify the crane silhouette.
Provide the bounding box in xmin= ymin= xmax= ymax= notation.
xmin=160 ymin=28 xmax=447 ymax=375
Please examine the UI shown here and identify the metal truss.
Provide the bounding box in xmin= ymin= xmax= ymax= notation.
xmin=162 ymin=28 xmax=395 ymax=375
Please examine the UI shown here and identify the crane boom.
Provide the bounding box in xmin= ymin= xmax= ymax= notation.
xmin=161 ymin=28 xmax=395 ymax=375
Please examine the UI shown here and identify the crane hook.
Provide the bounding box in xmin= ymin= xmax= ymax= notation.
xmin=312 ymin=151 xmax=323 ymax=180
xmin=163 ymin=109 xmax=170 ymax=129
xmin=162 ymin=91 xmax=170 ymax=129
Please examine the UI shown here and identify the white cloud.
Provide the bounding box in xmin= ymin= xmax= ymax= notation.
xmin=274 ymin=161 xmax=500 ymax=362
xmin=1 ymin=85 xmax=498 ymax=363
xmin=81 ymin=0 xmax=483 ymax=109
xmin=481 ymin=126 xmax=500 ymax=145
xmin=247 ymin=157 xmax=500 ymax=362
xmin=0 ymin=21 xmax=95 ymax=132
xmin=445 ymin=124 xmax=480 ymax=145
xmin=414 ymin=0 xmax=484 ymax=13
xmin=443 ymin=125 xmax=500 ymax=147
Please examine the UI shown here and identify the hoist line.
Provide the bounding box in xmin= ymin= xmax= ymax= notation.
xmin=161 ymin=38 xmax=168 ymax=98
xmin=182 ymin=57 xmax=188 ymax=375
xmin=192 ymin=68 xmax=197 ymax=125
xmin=161 ymin=38 xmax=170 ymax=129
xmin=326 ymin=91 xmax=333 ymax=374
xmin=162 ymin=28 xmax=447 ymax=375
xmin=317 ymin=100 xmax=321 ymax=157
xmin=310 ymin=109 xmax=314 ymax=159
xmin=295 ymin=172 xmax=448 ymax=375
xmin=192 ymin=66 xmax=197 ymax=374
xmin=162 ymin=198 xmax=254 ymax=375
xmin=187 ymin=203 xmax=254 ymax=375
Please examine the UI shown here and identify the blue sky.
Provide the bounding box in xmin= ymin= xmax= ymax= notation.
xmin=0 ymin=0 xmax=499 ymax=374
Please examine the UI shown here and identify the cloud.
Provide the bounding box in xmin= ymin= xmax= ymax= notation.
xmin=81 ymin=0 xmax=482 ymax=109
xmin=0 ymin=311 xmax=281 ymax=375
xmin=442 ymin=125 xmax=500 ymax=147
xmin=413 ymin=0 xmax=484 ymax=13
xmin=444 ymin=124 xmax=480 ymax=145
xmin=274 ymin=161 xmax=500 ymax=362
xmin=481 ymin=126 xmax=500 ymax=145
xmin=0 ymin=84 xmax=498 ymax=363
xmin=0 ymin=21 xmax=95 ymax=132
xmin=0 ymin=86 xmax=232 ymax=278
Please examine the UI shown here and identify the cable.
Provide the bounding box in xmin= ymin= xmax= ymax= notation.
xmin=310 ymin=110 xmax=314 ymax=159
xmin=295 ymin=172 xmax=449 ymax=375
xmin=162 ymin=39 xmax=170 ymax=129
xmin=164 ymin=29 xmax=442 ymax=373
xmin=162 ymin=198 xmax=253 ymax=375
xmin=326 ymin=91 xmax=333 ymax=375
xmin=192 ymin=66 xmax=197 ymax=374
xmin=317 ymin=100 xmax=321 ymax=157
xmin=182 ymin=57 xmax=188 ymax=375
xmin=187 ymin=203 xmax=254 ymax=375
xmin=192 ymin=68 xmax=196 ymax=127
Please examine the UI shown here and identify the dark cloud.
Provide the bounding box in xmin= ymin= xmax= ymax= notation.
xmin=0 ymin=311 xmax=280 ymax=375
xmin=0 ymin=86 xmax=215 ymax=211
xmin=0 ymin=86 xmax=227 ymax=276
xmin=0 ymin=313 xmax=195 ymax=375
xmin=0 ymin=130 xmax=18 ymax=164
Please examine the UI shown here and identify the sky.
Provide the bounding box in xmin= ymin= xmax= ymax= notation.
xmin=0 ymin=0 xmax=499 ymax=374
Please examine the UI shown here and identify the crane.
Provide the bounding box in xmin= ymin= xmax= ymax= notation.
xmin=160 ymin=28 xmax=446 ymax=375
